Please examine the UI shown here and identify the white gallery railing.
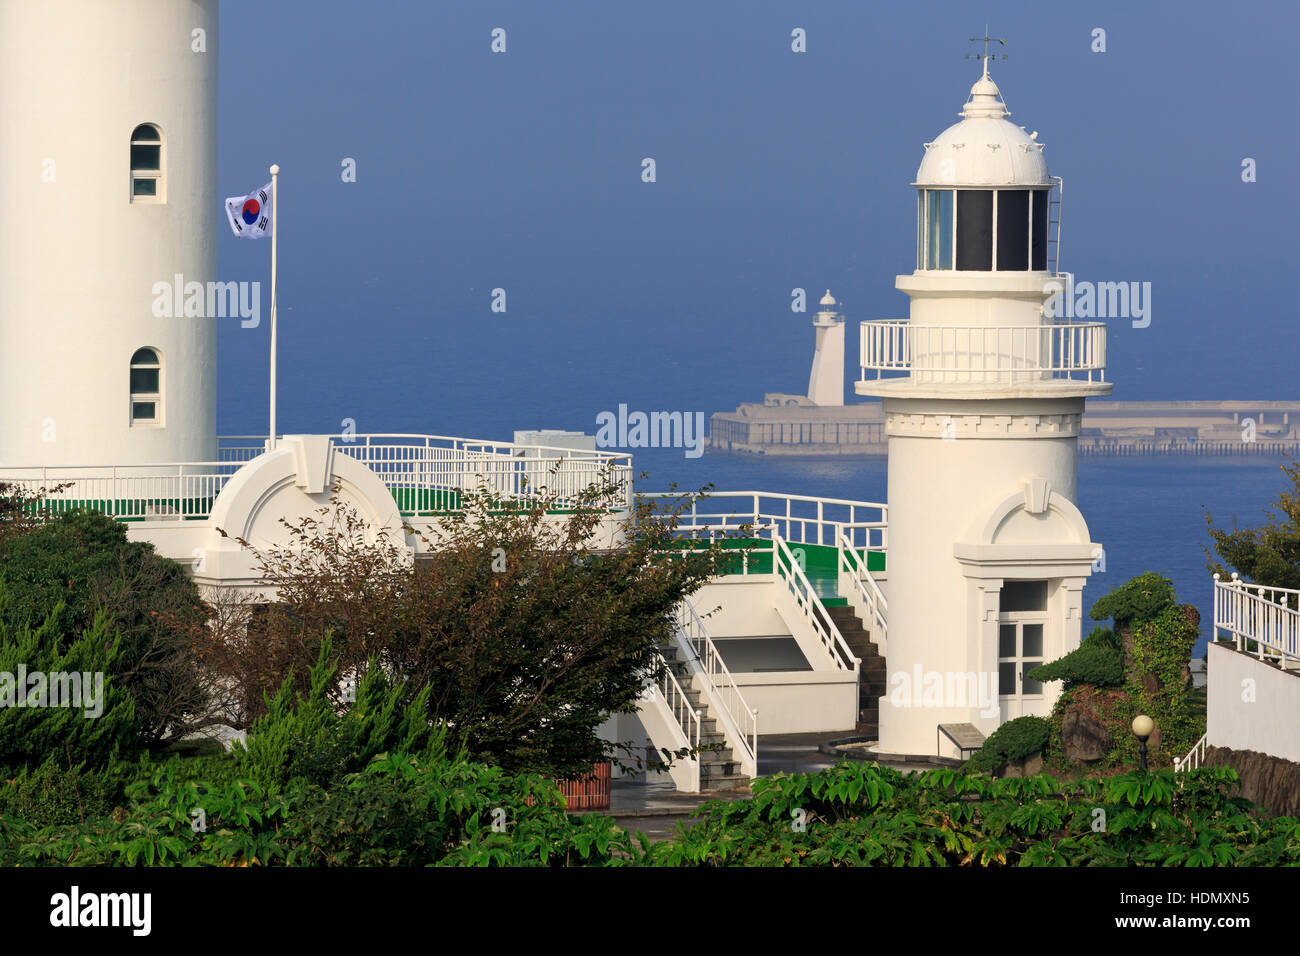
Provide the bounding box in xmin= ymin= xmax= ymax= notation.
xmin=773 ymin=531 xmax=859 ymax=673
xmin=677 ymin=600 xmax=758 ymax=777
xmin=1213 ymin=573 xmax=1300 ymax=665
xmin=223 ymin=434 xmax=634 ymax=511
xmin=0 ymin=435 xmax=634 ymax=522
xmin=644 ymin=490 xmax=887 ymax=553
xmin=859 ymin=320 xmax=1107 ymax=385
xmin=0 ymin=462 xmax=243 ymax=520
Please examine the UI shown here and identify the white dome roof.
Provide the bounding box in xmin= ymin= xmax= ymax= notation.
xmin=914 ymin=72 xmax=1050 ymax=187
xmin=819 ymin=290 xmax=837 ymax=307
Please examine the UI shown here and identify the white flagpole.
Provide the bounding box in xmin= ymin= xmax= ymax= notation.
xmin=268 ymin=163 xmax=279 ymax=450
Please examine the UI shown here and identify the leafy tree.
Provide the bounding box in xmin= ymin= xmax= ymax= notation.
xmin=0 ymin=481 xmax=71 ymax=546
xmin=211 ymin=469 xmax=739 ymax=779
xmin=1206 ymin=456 xmax=1300 ymax=596
xmin=0 ymin=509 xmax=213 ymax=744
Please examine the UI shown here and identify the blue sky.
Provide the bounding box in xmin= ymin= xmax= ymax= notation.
xmin=215 ymin=0 xmax=1300 ymax=440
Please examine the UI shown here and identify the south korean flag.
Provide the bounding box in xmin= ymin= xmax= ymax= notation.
xmin=224 ymin=182 xmax=273 ymax=239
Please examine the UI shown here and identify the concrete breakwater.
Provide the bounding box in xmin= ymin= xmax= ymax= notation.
xmin=1080 ymin=439 xmax=1300 ymax=457
xmin=710 ymin=397 xmax=1300 ymax=457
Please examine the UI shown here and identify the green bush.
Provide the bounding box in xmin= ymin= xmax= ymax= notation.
xmin=0 ymin=755 xmax=126 ymax=826
xmin=1128 ymin=604 xmax=1201 ymax=761
xmin=0 ymin=509 xmax=209 ymax=743
xmin=0 ymin=602 xmax=139 ymax=771
xmin=3 ymin=756 xmax=1298 ymax=867
xmin=233 ymin=636 xmax=441 ymax=790
xmin=645 ymin=761 xmax=1300 ymax=867
xmin=1090 ymin=572 xmax=1177 ymax=630
xmin=1028 ymin=627 xmax=1124 ymax=688
xmin=965 ymin=716 xmax=1051 ymax=774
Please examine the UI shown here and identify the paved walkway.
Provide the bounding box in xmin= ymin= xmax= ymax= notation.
xmin=593 ymin=733 xmax=855 ymax=839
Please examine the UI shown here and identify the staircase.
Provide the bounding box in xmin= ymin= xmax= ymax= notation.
xmin=656 ymin=638 xmax=751 ymax=792
xmin=824 ymin=605 xmax=888 ymax=738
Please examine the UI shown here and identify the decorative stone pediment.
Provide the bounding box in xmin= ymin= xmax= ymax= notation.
xmin=953 ymin=480 xmax=1100 ymax=578
xmin=194 ymin=435 xmax=413 ymax=590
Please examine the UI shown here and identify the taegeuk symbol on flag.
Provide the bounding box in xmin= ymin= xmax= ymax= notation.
xmin=224 ymin=182 xmax=273 ymax=239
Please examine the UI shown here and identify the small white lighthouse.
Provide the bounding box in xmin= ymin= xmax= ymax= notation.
xmin=857 ymin=59 xmax=1111 ymax=757
xmin=0 ymin=0 xmax=219 ymax=467
xmin=808 ymin=290 xmax=846 ymax=406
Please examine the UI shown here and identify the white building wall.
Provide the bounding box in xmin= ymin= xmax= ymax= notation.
xmin=877 ymin=398 xmax=1093 ymax=756
xmin=0 ymin=0 xmax=219 ymax=466
xmin=1207 ymin=641 xmax=1300 ymax=764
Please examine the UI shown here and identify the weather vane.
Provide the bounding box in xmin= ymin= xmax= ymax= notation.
xmin=965 ymin=24 xmax=1008 ymax=74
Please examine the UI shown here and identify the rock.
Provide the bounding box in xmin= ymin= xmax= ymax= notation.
xmin=1146 ymin=722 xmax=1161 ymax=754
xmin=1202 ymin=746 xmax=1300 ymax=818
xmin=1062 ymin=705 xmax=1109 ymax=762
xmin=999 ymin=752 xmax=1042 ymax=778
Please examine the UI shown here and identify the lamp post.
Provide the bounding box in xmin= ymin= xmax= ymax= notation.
xmin=1132 ymin=714 xmax=1154 ymax=771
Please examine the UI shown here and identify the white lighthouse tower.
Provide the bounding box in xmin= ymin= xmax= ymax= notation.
xmin=857 ymin=60 xmax=1111 ymax=757
xmin=0 ymin=0 xmax=219 ymax=467
xmin=808 ymin=290 xmax=846 ymax=406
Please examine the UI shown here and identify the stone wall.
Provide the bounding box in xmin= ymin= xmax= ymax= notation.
xmin=1204 ymin=746 xmax=1300 ymax=818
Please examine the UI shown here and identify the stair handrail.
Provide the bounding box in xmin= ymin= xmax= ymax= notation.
xmin=676 ymin=600 xmax=759 ymax=777
xmin=838 ymin=530 xmax=888 ymax=649
xmin=772 ymin=530 xmax=859 ymax=673
xmin=647 ymin=648 xmax=701 ymax=790
xmin=1174 ymin=731 xmax=1209 ymax=773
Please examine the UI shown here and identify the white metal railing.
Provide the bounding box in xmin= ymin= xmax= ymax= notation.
xmin=773 ymin=531 xmax=859 ymax=673
xmin=1213 ymin=573 xmax=1300 ymax=665
xmin=644 ymin=490 xmax=888 ymax=553
xmin=677 ymin=600 xmax=758 ymax=776
xmin=859 ymin=320 xmax=1107 ymax=385
xmin=222 ymin=434 xmax=634 ymax=512
xmin=0 ymin=462 xmax=242 ymax=520
xmin=1175 ymin=732 xmax=1209 ymax=773
xmin=838 ymin=531 xmax=887 ymax=652
xmin=0 ymin=435 xmax=634 ymax=523
xmin=647 ymin=649 xmax=701 ymax=791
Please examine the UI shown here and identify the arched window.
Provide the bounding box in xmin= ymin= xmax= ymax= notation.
xmin=130 ymin=348 xmax=161 ymax=424
xmin=130 ymin=124 xmax=163 ymax=201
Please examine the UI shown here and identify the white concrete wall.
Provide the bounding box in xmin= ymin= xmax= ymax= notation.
xmin=693 ymin=579 xmax=786 ymax=637
xmin=1207 ymin=641 xmax=1300 ymax=763
xmin=733 ymin=671 xmax=858 ymax=734
xmin=0 ymin=0 xmax=219 ymax=466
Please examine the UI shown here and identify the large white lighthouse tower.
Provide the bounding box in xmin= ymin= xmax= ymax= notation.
xmin=0 ymin=0 xmax=219 ymax=467
xmin=857 ymin=61 xmax=1111 ymax=757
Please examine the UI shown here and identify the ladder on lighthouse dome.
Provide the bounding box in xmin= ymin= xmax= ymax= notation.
xmin=1047 ymin=175 xmax=1063 ymax=276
